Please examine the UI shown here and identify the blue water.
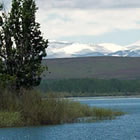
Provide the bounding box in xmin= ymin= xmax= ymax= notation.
xmin=0 ymin=98 xmax=140 ymax=140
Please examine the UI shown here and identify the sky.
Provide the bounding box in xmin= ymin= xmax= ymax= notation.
xmin=3 ymin=0 xmax=140 ymax=45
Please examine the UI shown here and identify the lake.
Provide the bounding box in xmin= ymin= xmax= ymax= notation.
xmin=0 ymin=97 xmax=140 ymax=140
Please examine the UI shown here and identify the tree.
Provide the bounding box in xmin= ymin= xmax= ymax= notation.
xmin=0 ymin=0 xmax=48 ymax=89
xmin=0 ymin=2 xmax=3 ymax=10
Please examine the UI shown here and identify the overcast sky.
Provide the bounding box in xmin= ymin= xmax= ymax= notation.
xmin=3 ymin=0 xmax=140 ymax=45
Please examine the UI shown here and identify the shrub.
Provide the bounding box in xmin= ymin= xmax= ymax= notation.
xmin=19 ymin=89 xmax=42 ymax=125
xmin=0 ymin=90 xmax=125 ymax=127
xmin=92 ymin=107 xmax=124 ymax=120
xmin=0 ymin=88 xmax=20 ymax=111
xmin=0 ymin=112 xmax=22 ymax=127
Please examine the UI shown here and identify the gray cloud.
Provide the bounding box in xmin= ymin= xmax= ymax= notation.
xmin=36 ymin=0 xmax=140 ymax=9
xmin=3 ymin=0 xmax=140 ymax=10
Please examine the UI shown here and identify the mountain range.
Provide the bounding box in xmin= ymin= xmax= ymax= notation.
xmin=47 ymin=40 xmax=140 ymax=58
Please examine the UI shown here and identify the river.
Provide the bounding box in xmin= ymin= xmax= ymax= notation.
xmin=0 ymin=97 xmax=140 ymax=140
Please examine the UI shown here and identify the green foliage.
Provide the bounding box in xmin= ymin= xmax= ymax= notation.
xmin=0 ymin=87 xmax=20 ymax=111
xmin=92 ymin=107 xmax=125 ymax=120
xmin=93 ymin=108 xmax=114 ymax=120
xmin=0 ymin=89 xmax=124 ymax=127
xmin=39 ymin=78 xmax=140 ymax=96
xmin=0 ymin=3 xmax=3 ymax=10
xmin=20 ymin=89 xmax=42 ymax=125
xmin=0 ymin=112 xmax=22 ymax=127
xmin=40 ymin=96 xmax=91 ymax=124
xmin=0 ymin=0 xmax=48 ymax=89
xmin=0 ymin=74 xmax=16 ymax=89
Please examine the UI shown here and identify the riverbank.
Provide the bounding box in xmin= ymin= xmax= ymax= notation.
xmin=68 ymin=95 xmax=140 ymax=100
xmin=0 ymin=90 xmax=124 ymax=128
xmin=0 ymin=97 xmax=139 ymax=140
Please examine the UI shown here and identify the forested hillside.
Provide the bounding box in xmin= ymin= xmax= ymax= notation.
xmin=40 ymin=79 xmax=140 ymax=96
xmin=40 ymin=57 xmax=140 ymax=96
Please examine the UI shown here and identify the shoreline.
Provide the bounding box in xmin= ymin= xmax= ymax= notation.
xmin=67 ymin=95 xmax=140 ymax=100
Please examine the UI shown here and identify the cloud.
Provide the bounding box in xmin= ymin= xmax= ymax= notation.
xmin=36 ymin=0 xmax=140 ymax=9
xmin=36 ymin=8 xmax=140 ymax=40
xmin=3 ymin=0 xmax=140 ymax=43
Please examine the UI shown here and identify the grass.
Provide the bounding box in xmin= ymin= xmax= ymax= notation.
xmin=92 ymin=107 xmax=125 ymax=120
xmin=0 ymin=112 xmax=22 ymax=127
xmin=0 ymin=89 xmax=125 ymax=127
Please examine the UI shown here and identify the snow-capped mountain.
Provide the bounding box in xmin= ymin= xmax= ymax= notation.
xmin=46 ymin=40 xmax=140 ymax=58
xmin=109 ymin=41 xmax=140 ymax=57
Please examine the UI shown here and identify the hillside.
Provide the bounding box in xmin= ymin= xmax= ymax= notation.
xmin=42 ymin=56 xmax=140 ymax=80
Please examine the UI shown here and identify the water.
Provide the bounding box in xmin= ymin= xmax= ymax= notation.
xmin=0 ymin=97 xmax=140 ymax=140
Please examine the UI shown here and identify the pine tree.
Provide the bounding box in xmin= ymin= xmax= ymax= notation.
xmin=0 ymin=0 xmax=48 ymax=89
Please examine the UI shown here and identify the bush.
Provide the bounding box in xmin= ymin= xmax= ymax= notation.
xmin=92 ymin=107 xmax=125 ymax=120
xmin=0 ymin=88 xmax=20 ymax=111
xmin=0 ymin=112 xmax=22 ymax=127
xmin=0 ymin=90 xmax=125 ymax=127
xmin=93 ymin=108 xmax=114 ymax=120
xmin=19 ymin=89 xmax=42 ymax=125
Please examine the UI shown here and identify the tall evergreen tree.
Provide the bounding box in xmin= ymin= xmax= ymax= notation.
xmin=0 ymin=2 xmax=3 ymax=10
xmin=0 ymin=0 xmax=48 ymax=89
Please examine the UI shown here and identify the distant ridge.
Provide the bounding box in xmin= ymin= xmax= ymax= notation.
xmin=43 ymin=56 xmax=140 ymax=80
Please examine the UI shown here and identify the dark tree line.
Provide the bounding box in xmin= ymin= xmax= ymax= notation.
xmin=40 ymin=79 xmax=140 ymax=96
